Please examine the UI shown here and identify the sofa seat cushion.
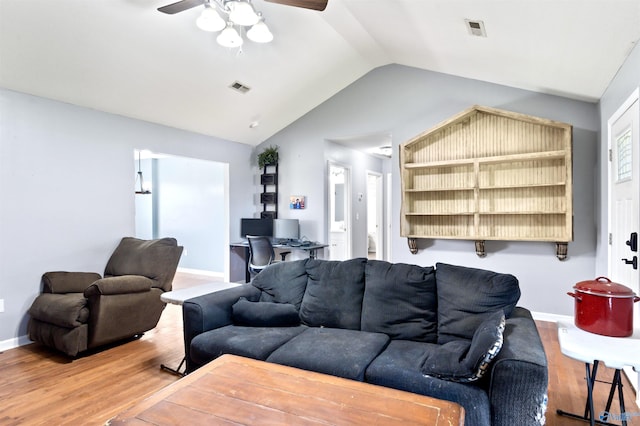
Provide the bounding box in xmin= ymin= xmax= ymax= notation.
xmin=421 ymin=310 xmax=506 ymax=382
xmin=28 ymin=293 xmax=89 ymax=328
xmin=267 ymin=327 xmax=389 ymax=381
xmin=190 ymin=325 xmax=307 ymax=367
xmin=435 ymin=262 xmax=520 ymax=344
xmin=300 ymin=258 xmax=367 ymax=330
xmin=232 ymin=298 xmax=300 ymax=327
xmin=362 ymin=260 xmax=437 ymax=342
xmin=364 ymin=340 xmax=490 ymax=426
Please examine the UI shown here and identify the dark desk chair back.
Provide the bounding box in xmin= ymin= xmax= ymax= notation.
xmin=247 ymin=235 xmax=275 ymax=275
xmin=247 ymin=235 xmax=290 ymax=276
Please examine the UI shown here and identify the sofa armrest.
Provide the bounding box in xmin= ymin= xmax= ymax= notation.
xmin=42 ymin=271 xmax=102 ymax=294
xmin=84 ymin=275 xmax=154 ymax=297
xmin=488 ymin=307 xmax=548 ymax=426
xmin=182 ymin=284 xmax=261 ymax=372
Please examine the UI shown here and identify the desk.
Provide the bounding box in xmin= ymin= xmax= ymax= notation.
xmin=109 ymin=354 xmax=465 ymax=425
xmin=230 ymin=241 xmax=328 ymax=283
xmin=160 ymin=282 xmax=239 ymax=376
xmin=556 ymin=321 xmax=640 ymax=426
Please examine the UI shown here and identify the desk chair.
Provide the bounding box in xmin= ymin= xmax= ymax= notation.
xmin=247 ymin=236 xmax=290 ymax=276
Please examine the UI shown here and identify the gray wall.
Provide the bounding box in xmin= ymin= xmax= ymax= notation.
xmin=0 ymin=88 xmax=254 ymax=347
xmin=262 ymin=64 xmax=599 ymax=317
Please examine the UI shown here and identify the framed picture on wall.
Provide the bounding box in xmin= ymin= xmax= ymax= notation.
xmin=290 ymin=196 xmax=305 ymax=209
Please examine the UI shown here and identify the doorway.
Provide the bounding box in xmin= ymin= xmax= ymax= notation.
xmin=134 ymin=150 xmax=229 ymax=277
xmin=366 ymin=171 xmax=384 ymax=260
xmin=607 ymin=88 xmax=639 ymax=400
xmin=328 ymin=162 xmax=351 ymax=260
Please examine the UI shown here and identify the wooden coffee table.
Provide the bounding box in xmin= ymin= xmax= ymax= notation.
xmin=108 ymin=354 xmax=464 ymax=425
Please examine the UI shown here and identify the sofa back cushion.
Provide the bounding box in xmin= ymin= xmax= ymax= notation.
xmin=361 ymin=260 xmax=437 ymax=342
xmin=435 ymin=262 xmax=520 ymax=344
xmin=299 ymin=258 xmax=367 ymax=330
xmin=251 ymin=259 xmax=309 ymax=309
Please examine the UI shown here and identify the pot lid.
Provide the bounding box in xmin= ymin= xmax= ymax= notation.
xmin=574 ymin=276 xmax=637 ymax=297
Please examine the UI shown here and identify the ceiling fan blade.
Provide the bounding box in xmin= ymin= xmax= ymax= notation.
xmin=157 ymin=0 xmax=203 ymax=14
xmin=264 ymin=0 xmax=328 ymax=11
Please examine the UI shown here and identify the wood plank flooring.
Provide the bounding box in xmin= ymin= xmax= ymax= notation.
xmin=0 ymin=272 xmax=637 ymax=425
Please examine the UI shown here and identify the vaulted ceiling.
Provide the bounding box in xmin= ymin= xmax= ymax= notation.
xmin=1 ymin=0 xmax=639 ymax=146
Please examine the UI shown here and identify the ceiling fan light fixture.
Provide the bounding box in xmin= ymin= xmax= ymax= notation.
xmin=217 ymin=23 xmax=243 ymax=48
xmin=196 ymin=5 xmax=226 ymax=32
xmin=247 ymin=18 xmax=273 ymax=43
xmin=227 ymin=1 xmax=260 ymax=26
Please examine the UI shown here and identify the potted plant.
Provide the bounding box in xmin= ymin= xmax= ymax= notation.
xmin=257 ymin=145 xmax=279 ymax=168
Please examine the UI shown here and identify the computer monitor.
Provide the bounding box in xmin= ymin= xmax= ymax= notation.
xmin=273 ymin=218 xmax=299 ymax=241
xmin=240 ymin=218 xmax=273 ymax=238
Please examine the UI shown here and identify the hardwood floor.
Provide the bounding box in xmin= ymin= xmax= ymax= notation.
xmin=0 ymin=272 xmax=637 ymax=425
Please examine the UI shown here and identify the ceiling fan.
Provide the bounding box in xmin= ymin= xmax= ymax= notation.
xmin=157 ymin=0 xmax=328 ymax=15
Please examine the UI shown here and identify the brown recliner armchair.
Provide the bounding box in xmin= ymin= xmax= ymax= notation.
xmin=27 ymin=237 xmax=183 ymax=356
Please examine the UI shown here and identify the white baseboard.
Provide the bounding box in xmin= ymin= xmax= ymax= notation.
xmin=0 ymin=335 xmax=31 ymax=352
xmin=531 ymin=311 xmax=572 ymax=323
xmin=177 ymin=267 xmax=224 ymax=278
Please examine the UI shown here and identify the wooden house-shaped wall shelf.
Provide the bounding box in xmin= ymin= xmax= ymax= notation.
xmin=400 ymin=105 xmax=573 ymax=259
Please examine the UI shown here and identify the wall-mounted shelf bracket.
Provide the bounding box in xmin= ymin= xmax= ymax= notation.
xmin=475 ymin=241 xmax=486 ymax=258
xmin=556 ymin=242 xmax=568 ymax=261
xmin=408 ymin=238 xmax=418 ymax=254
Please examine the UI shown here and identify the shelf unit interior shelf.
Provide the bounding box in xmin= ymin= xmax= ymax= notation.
xmin=260 ymin=163 xmax=278 ymax=219
xmin=400 ymin=105 xmax=573 ymax=255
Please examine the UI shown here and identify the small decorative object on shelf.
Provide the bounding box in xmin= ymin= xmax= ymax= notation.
xmin=400 ymin=105 xmax=573 ymax=259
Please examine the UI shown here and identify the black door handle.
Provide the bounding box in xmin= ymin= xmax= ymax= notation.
xmin=622 ymin=256 xmax=638 ymax=270
xmin=626 ymin=232 xmax=638 ymax=252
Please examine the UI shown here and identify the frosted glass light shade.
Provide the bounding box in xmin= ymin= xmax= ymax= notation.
xmin=196 ymin=6 xmax=226 ymax=32
xmin=217 ymin=24 xmax=243 ymax=48
xmin=227 ymin=1 xmax=259 ymax=26
xmin=247 ymin=20 xmax=273 ymax=43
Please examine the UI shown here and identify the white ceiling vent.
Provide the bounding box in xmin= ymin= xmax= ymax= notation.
xmin=229 ymin=81 xmax=251 ymax=94
xmin=465 ymin=19 xmax=487 ymax=37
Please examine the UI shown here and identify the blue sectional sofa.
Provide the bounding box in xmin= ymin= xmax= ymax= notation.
xmin=182 ymin=258 xmax=548 ymax=426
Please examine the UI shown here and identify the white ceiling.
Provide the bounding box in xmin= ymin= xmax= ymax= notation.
xmin=1 ymin=0 xmax=639 ymax=147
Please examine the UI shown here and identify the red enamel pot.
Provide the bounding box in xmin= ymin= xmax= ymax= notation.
xmin=567 ymin=276 xmax=640 ymax=337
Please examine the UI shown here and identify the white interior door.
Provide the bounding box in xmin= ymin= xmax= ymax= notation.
xmin=328 ymin=162 xmax=351 ymax=260
xmin=608 ymin=88 xmax=640 ymax=401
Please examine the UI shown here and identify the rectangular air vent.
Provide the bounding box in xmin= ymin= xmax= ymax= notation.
xmin=229 ymin=81 xmax=251 ymax=94
xmin=465 ymin=19 xmax=487 ymax=37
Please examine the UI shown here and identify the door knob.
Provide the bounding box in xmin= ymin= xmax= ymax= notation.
xmin=621 ymin=256 xmax=638 ymax=270
xmin=626 ymin=232 xmax=638 ymax=252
